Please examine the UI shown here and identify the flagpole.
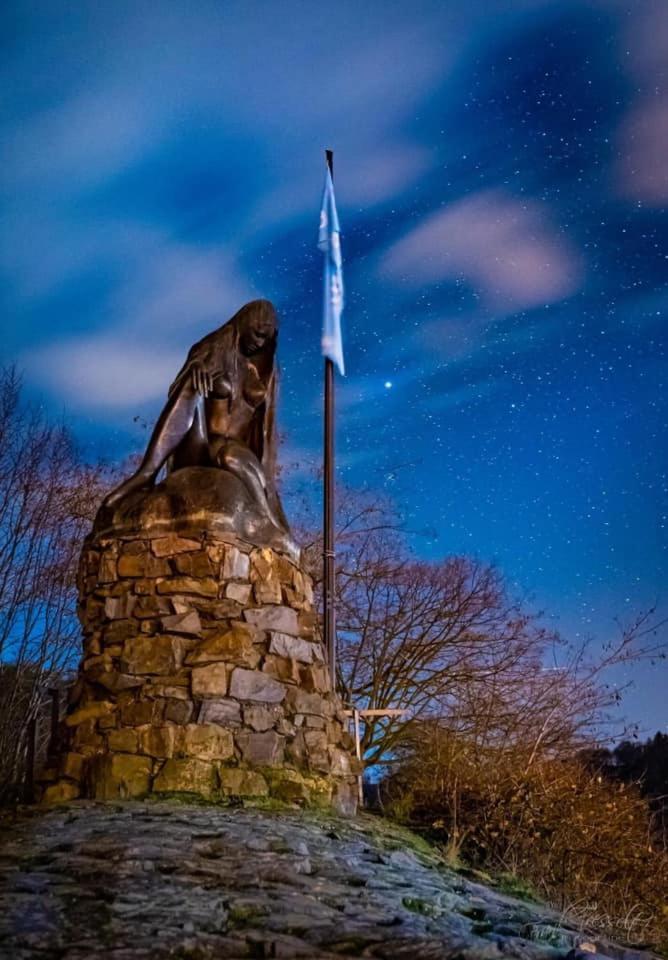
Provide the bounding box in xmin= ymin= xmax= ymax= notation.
xmin=323 ymin=148 xmax=337 ymax=689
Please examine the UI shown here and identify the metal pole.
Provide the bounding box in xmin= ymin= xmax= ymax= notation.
xmin=323 ymin=148 xmax=337 ymax=688
xmin=24 ymin=717 xmax=36 ymax=804
xmin=353 ymin=708 xmax=363 ymax=805
xmin=47 ymin=687 xmax=60 ymax=761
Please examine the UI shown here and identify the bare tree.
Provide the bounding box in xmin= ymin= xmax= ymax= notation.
xmin=291 ymin=480 xmax=665 ymax=767
xmin=0 ymin=368 xmax=109 ymax=799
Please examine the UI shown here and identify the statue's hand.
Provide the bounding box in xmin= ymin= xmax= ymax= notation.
xmin=191 ymin=364 xmax=213 ymax=397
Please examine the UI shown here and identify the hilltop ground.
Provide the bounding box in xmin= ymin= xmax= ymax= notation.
xmin=0 ymin=800 xmax=660 ymax=960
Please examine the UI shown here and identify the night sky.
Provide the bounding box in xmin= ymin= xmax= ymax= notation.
xmin=2 ymin=1 xmax=666 ymax=732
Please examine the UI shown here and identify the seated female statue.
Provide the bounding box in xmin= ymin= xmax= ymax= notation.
xmin=104 ymin=299 xmax=288 ymax=535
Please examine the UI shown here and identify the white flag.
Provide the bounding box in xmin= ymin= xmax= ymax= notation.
xmin=318 ymin=166 xmax=345 ymax=375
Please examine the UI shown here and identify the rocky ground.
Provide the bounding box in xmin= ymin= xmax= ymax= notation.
xmin=0 ymin=800 xmax=660 ymax=960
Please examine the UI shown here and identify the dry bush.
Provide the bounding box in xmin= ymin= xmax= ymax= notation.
xmin=383 ymin=723 xmax=668 ymax=950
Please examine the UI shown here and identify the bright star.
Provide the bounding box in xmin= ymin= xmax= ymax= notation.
xmin=384 ymin=381 xmax=393 ymax=389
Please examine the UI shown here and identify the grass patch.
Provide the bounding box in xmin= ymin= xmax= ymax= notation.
xmin=495 ymin=872 xmax=540 ymax=903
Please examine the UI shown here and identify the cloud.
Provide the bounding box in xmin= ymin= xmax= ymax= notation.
xmin=23 ymin=335 xmax=182 ymax=411
xmin=108 ymin=243 xmax=254 ymax=338
xmin=252 ymin=141 xmax=432 ymax=235
xmin=337 ymin=143 xmax=432 ymax=208
xmin=616 ymin=98 xmax=668 ymax=205
xmin=19 ymin=240 xmax=255 ymax=411
xmin=614 ymin=0 xmax=668 ymax=205
xmin=378 ymin=190 xmax=582 ymax=312
xmin=1 ymin=85 xmax=160 ymax=195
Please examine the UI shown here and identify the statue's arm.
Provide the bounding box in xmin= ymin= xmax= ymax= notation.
xmin=168 ymin=330 xmax=226 ymax=398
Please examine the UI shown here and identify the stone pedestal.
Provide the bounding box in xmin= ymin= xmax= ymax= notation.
xmin=43 ymin=531 xmax=358 ymax=814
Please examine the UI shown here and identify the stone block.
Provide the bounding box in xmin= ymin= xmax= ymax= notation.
xmin=148 ymin=682 xmax=191 ymax=700
xmin=82 ymin=652 xmax=109 ymax=672
xmin=218 ymin=767 xmax=269 ymax=797
xmin=174 ymin=551 xmax=214 ymax=577
xmin=90 ymin=754 xmax=152 ymax=800
xmin=243 ymin=704 xmax=279 ymax=732
xmin=298 ymin=609 xmax=318 ymax=638
xmin=42 ymin=780 xmax=81 ymax=804
xmin=185 ymin=598 xmax=243 ymax=619
xmin=65 ymin=701 xmax=115 ymax=727
xmin=225 ymin=582 xmax=252 ymax=604
xmin=223 ymin=546 xmax=250 ymax=579
xmin=104 ymin=594 xmax=136 ymax=620
xmin=153 ymin=757 xmax=215 ymax=796
xmin=332 ymin=779 xmax=358 ymax=817
xmin=72 ymin=719 xmax=104 ymax=754
xmin=191 ymin=663 xmax=227 ymax=698
xmin=99 ymin=553 xmax=118 ymax=583
xmin=171 ymin=599 xmax=192 ymax=614
xmin=186 ymin=624 xmax=259 ymax=667
xmin=134 ymin=596 xmax=172 ymax=619
xmin=292 ymin=568 xmax=305 ymax=595
xmin=250 ymin=547 xmax=275 ymax=581
xmin=151 ymin=534 xmax=201 ymax=557
xmin=84 ymin=634 xmax=102 ymax=656
xmin=262 ymin=655 xmax=300 ymax=684
xmin=276 ymin=717 xmax=296 ymax=737
xmin=198 ymin=698 xmax=242 ymax=725
xmin=164 ymin=698 xmax=195 ymax=724
xmin=228 ymin=668 xmax=285 ymax=703
xmin=205 ymin=543 xmax=226 ymax=564
xmin=103 ymin=621 xmax=131 ymax=647
xmin=286 ymin=688 xmax=334 ymax=718
xmin=122 ymin=635 xmax=184 ymax=675
xmin=85 ymin=597 xmax=105 ymax=622
xmin=268 ymin=632 xmax=316 ymax=664
xmin=267 ymin=769 xmax=311 ymax=804
xmin=299 ymin=663 xmax=330 ymax=694
xmin=182 ymin=723 xmax=234 ymax=760
xmin=304 ymin=729 xmax=331 ymax=773
xmin=304 ymin=729 xmax=329 ymax=752
xmin=122 ymin=540 xmax=149 ymax=555
xmin=138 ymin=724 xmax=178 ymax=758
xmin=118 ymin=552 xmax=170 ymax=578
xmin=243 ymin=605 xmax=299 ymax=635
xmin=276 ymin=555 xmax=296 ymax=582
xmin=303 ymin=577 xmax=314 ymax=605
xmin=120 ymin=699 xmax=161 ymax=726
xmin=107 ymin=727 xmax=139 ymax=753
xmin=282 ymin=586 xmax=308 ymax=610
xmin=157 ymin=577 xmax=218 ymax=597
xmin=236 ymin=730 xmax=285 ymax=766
xmin=60 ymin=752 xmax=85 ymax=781
xmin=88 ymin=666 xmax=144 ymax=694
xmin=160 ymin=611 xmax=202 ymax=635
xmin=133 ymin=578 xmax=156 ymax=595
xmin=253 ymin=578 xmax=282 ymax=605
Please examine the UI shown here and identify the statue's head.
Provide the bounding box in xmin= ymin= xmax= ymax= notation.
xmin=235 ymin=299 xmax=277 ymax=357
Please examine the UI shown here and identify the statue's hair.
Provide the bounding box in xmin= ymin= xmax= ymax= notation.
xmin=222 ymin=300 xmax=287 ymax=528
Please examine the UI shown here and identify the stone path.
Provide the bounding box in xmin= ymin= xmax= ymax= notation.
xmin=0 ymin=801 xmax=658 ymax=959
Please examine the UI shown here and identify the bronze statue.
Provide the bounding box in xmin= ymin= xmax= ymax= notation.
xmin=103 ymin=299 xmax=291 ymax=545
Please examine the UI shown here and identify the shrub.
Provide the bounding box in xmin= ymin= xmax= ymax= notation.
xmin=383 ymin=723 xmax=668 ymax=951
